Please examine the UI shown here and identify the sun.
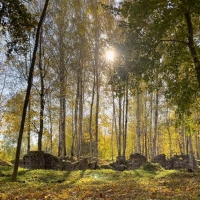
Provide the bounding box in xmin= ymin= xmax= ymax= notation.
xmin=106 ymin=50 xmax=115 ymax=62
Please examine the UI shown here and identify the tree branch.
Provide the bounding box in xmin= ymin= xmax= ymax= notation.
xmin=160 ymin=39 xmax=189 ymax=45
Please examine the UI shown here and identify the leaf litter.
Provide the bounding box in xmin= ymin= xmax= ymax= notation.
xmin=0 ymin=167 xmax=200 ymax=199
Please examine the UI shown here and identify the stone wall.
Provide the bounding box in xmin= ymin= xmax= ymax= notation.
xmin=24 ymin=151 xmax=46 ymax=169
xmin=110 ymin=153 xmax=147 ymax=171
xmin=166 ymin=154 xmax=197 ymax=170
xmin=45 ymin=153 xmax=59 ymax=169
xmin=127 ymin=153 xmax=147 ymax=170
xmin=151 ymin=154 xmax=166 ymax=168
xmin=151 ymin=154 xmax=198 ymax=170
xmin=24 ymin=151 xmax=197 ymax=171
xmin=23 ymin=151 xmax=97 ymax=171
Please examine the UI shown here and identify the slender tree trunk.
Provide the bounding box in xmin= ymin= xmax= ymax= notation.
xmin=49 ymin=97 xmax=53 ymax=154
xmin=118 ymin=96 xmax=122 ymax=156
xmin=149 ymin=92 xmax=154 ymax=159
xmin=166 ymin=108 xmax=172 ymax=158
xmin=111 ymin=116 xmax=114 ymax=161
xmin=12 ymin=0 xmax=49 ymax=182
xmin=78 ymin=64 xmax=83 ymax=157
xmin=46 ymin=92 xmax=53 ymax=154
xmin=58 ymin=64 xmax=66 ymax=156
xmin=136 ymin=89 xmax=141 ymax=154
xmin=89 ymin=81 xmax=95 ymax=158
xmin=58 ymin=93 xmax=66 ymax=156
xmin=181 ymin=118 xmax=186 ymax=154
xmin=95 ymin=76 xmax=99 ymax=159
xmin=88 ymin=69 xmax=95 ymax=158
xmin=196 ymin=130 xmax=200 ymax=159
xmin=27 ymin=102 xmax=31 ymax=154
xmin=188 ymin=134 xmax=194 ymax=170
xmin=122 ymin=82 xmax=128 ymax=157
xmin=94 ymin=25 xmax=100 ymax=160
xmin=186 ymin=136 xmax=189 ymax=154
xmin=38 ymin=26 xmax=45 ymax=151
xmin=75 ymin=53 xmax=84 ymax=158
xmin=75 ymin=74 xmax=79 ymax=158
xmin=112 ymin=89 xmax=119 ymax=158
xmin=71 ymin=99 xmax=75 ymax=157
xmin=144 ymin=92 xmax=148 ymax=158
xmin=152 ymin=88 xmax=159 ymax=158
xmin=122 ymin=92 xmax=125 ymax=152
xmin=58 ymin=16 xmax=67 ymax=157
xmin=26 ymin=48 xmax=31 ymax=154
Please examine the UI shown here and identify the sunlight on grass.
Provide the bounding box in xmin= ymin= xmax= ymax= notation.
xmin=1 ymin=166 xmax=200 ymax=199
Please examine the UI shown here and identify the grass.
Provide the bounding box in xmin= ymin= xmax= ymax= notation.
xmin=0 ymin=166 xmax=200 ymax=199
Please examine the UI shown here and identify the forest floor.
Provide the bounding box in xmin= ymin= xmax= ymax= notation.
xmin=0 ymin=165 xmax=200 ymax=199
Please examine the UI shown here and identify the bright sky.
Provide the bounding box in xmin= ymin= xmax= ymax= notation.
xmin=106 ymin=50 xmax=115 ymax=62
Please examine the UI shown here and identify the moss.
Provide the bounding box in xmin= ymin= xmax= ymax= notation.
xmin=142 ymin=162 xmax=164 ymax=172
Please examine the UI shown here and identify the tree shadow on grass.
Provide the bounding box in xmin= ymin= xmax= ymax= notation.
xmin=67 ymin=170 xmax=86 ymax=185
xmin=0 ymin=167 xmax=31 ymax=182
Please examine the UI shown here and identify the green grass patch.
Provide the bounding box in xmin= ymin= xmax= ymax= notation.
xmin=0 ymin=166 xmax=200 ymax=199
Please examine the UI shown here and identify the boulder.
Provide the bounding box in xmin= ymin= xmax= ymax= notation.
xmin=127 ymin=153 xmax=147 ymax=170
xmin=88 ymin=161 xmax=98 ymax=170
xmin=74 ymin=157 xmax=89 ymax=170
xmin=151 ymin=154 xmax=166 ymax=168
xmin=62 ymin=160 xmax=74 ymax=171
xmin=166 ymin=154 xmax=197 ymax=170
xmin=45 ymin=153 xmax=59 ymax=170
xmin=116 ymin=156 xmax=127 ymax=165
xmin=116 ymin=164 xmax=127 ymax=171
xmin=152 ymin=154 xmax=198 ymax=170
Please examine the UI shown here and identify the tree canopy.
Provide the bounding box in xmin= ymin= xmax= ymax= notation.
xmin=0 ymin=0 xmax=34 ymax=55
xmin=118 ymin=0 xmax=200 ymax=113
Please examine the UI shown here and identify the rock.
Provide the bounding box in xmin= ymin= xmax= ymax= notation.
xmin=110 ymin=153 xmax=147 ymax=171
xmin=151 ymin=154 xmax=166 ymax=168
xmin=45 ymin=153 xmax=59 ymax=170
xmin=152 ymin=154 xmax=198 ymax=170
xmin=23 ymin=151 xmax=45 ymax=169
xmin=116 ymin=156 xmax=127 ymax=165
xmin=88 ymin=161 xmax=97 ymax=169
xmin=61 ymin=160 xmax=74 ymax=171
xmin=167 ymin=154 xmax=197 ymax=170
xmin=23 ymin=151 xmax=60 ymax=170
xmin=116 ymin=164 xmax=127 ymax=171
xmin=74 ymin=157 xmax=89 ymax=170
xmin=127 ymin=153 xmax=147 ymax=170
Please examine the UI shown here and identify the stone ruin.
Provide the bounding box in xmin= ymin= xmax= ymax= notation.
xmin=23 ymin=151 xmax=59 ymax=170
xmin=23 ymin=151 xmax=98 ymax=171
xmin=24 ymin=151 xmax=148 ymax=171
xmin=128 ymin=153 xmax=147 ymax=170
xmin=151 ymin=154 xmax=198 ymax=170
xmin=109 ymin=153 xmax=147 ymax=171
xmin=23 ymin=151 xmax=198 ymax=171
xmin=151 ymin=154 xmax=167 ymax=168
